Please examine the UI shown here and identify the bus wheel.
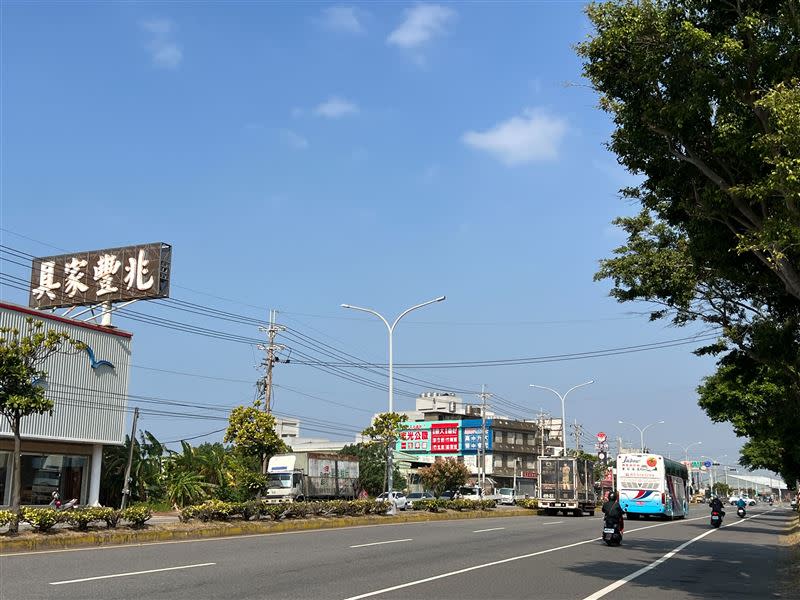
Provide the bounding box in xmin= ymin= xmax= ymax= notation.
xmin=573 ymin=509 xmax=583 ymax=517
xmin=628 ymin=513 xmax=640 ymax=520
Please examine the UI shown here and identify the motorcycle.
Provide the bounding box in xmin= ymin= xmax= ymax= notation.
xmin=737 ymin=506 xmax=746 ymax=518
xmin=710 ymin=510 xmax=723 ymax=528
xmin=602 ymin=518 xmax=623 ymax=546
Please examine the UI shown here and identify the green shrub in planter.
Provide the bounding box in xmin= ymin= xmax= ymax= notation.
xmin=21 ymin=507 xmax=63 ymax=532
xmin=0 ymin=509 xmax=18 ymax=528
xmin=516 ymin=499 xmax=538 ymax=510
xmin=263 ymin=503 xmax=288 ymax=521
xmin=416 ymin=499 xmax=447 ymax=512
xmin=283 ymin=501 xmax=310 ymax=519
xmin=65 ymin=507 xmax=106 ymax=531
xmin=193 ymin=500 xmax=235 ymax=522
xmin=307 ymin=501 xmax=328 ymax=516
xmin=479 ymin=499 xmax=497 ymax=510
xmin=179 ymin=505 xmax=198 ymax=523
xmin=121 ymin=505 xmax=152 ymax=529
xmin=234 ymin=500 xmax=262 ymax=521
xmin=99 ymin=508 xmax=122 ymax=528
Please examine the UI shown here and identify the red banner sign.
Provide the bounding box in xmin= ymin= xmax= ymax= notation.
xmin=430 ymin=422 xmax=460 ymax=453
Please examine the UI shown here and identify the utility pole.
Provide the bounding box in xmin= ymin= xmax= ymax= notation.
xmin=260 ymin=309 xmax=285 ymax=413
xmin=120 ymin=407 xmax=139 ymax=510
xmin=477 ymin=385 xmax=491 ymax=490
xmin=572 ymin=420 xmax=583 ymax=455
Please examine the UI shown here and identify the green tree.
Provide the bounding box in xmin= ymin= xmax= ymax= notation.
xmin=360 ymin=412 xmax=407 ymax=492
xmin=224 ymin=402 xmax=287 ymax=474
xmin=0 ymin=319 xmax=84 ymax=532
xmin=417 ymin=458 xmax=471 ymax=498
xmin=164 ymin=470 xmax=214 ymax=508
xmin=340 ymin=443 xmax=406 ymax=497
xmin=712 ymin=482 xmax=732 ymax=497
xmin=101 ymin=430 xmax=167 ymax=507
xmin=577 ymin=1 xmax=800 ymax=483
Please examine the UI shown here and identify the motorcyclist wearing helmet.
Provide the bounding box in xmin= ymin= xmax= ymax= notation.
xmin=709 ymin=496 xmax=725 ymax=516
xmin=602 ymin=491 xmax=624 ymax=532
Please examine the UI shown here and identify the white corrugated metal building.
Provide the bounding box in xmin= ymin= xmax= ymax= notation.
xmin=0 ymin=301 xmax=132 ymax=507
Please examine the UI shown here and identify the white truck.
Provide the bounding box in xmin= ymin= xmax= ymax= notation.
xmin=265 ymin=452 xmax=359 ymax=504
xmin=537 ymin=457 xmax=597 ymax=516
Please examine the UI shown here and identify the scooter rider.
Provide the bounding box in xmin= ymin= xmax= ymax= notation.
xmin=710 ymin=496 xmax=725 ymax=515
xmin=602 ymin=491 xmax=625 ymax=533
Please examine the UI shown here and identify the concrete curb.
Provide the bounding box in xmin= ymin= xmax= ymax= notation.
xmin=0 ymin=508 xmax=537 ymax=554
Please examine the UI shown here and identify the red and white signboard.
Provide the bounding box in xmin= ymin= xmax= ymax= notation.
xmin=596 ymin=432 xmax=607 ymax=443
xmin=430 ymin=422 xmax=460 ymax=453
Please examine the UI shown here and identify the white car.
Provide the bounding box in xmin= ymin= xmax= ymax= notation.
xmin=376 ymin=491 xmax=408 ymax=510
xmin=729 ymin=495 xmax=756 ymax=506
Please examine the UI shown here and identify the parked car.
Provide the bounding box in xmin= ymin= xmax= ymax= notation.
xmin=497 ymin=488 xmax=517 ymax=505
xmin=440 ymin=490 xmax=459 ymax=500
xmin=406 ymin=491 xmax=434 ymax=509
xmin=376 ymin=491 xmax=408 ymax=510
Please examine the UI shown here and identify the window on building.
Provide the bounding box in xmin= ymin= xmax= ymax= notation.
xmin=19 ymin=453 xmax=88 ymax=506
xmin=494 ymin=455 xmax=504 ymax=468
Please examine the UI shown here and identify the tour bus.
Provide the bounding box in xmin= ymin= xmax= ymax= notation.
xmin=616 ymin=453 xmax=689 ymax=519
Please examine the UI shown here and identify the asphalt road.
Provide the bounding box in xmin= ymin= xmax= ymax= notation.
xmin=0 ymin=505 xmax=792 ymax=600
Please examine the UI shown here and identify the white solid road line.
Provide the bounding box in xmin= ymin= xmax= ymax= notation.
xmin=341 ymin=514 xmax=708 ymax=600
xmin=350 ymin=538 xmax=413 ymax=548
xmin=580 ymin=509 xmax=774 ymax=600
xmin=542 ymin=521 xmax=564 ymax=525
xmin=473 ymin=527 xmax=505 ymax=533
xmin=49 ymin=562 xmax=216 ymax=586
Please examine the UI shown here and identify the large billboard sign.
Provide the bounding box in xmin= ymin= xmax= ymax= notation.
xmin=460 ymin=418 xmax=493 ymax=454
xmin=430 ymin=422 xmax=460 ymax=453
xmin=29 ymin=243 xmax=172 ymax=309
xmin=397 ymin=422 xmax=431 ymax=453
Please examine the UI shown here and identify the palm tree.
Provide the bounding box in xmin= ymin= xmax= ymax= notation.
xmin=165 ymin=470 xmax=214 ymax=508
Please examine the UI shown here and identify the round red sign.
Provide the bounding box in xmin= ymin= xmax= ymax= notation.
xmin=596 ymin=432 xmax=607 ymax=443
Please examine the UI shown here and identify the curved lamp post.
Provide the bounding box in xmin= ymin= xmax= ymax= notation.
xmin=618 ymin=420 xmax=665 ymax=453
xmin=341 ymin=296 xmax=446 ymax=494
xmin=529 ymin=380 xmax=594 ymax=454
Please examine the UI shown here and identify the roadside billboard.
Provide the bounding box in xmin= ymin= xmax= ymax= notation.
xmin=29 ymin=242 xmax=172 ymax=309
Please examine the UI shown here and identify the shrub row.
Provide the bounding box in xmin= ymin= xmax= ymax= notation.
xmin=179 ymin=497 xmax=498 ymax=523
xmin=516 ymin=499 xmax=539 ymax=510
xmin=415 ymin=498 xmax=497 ymax=512
xmin=0 ymin=506 xmax=153 ymax=533
xmin=180 ymin=498 xmax=388 ymax=523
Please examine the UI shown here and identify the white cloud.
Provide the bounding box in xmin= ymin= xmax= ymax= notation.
xmin=461 ymin=109 xmax=568 ymax=166
xmin=321 ymin=6 xmax=364 ymax=34
xmin=282 ymin=130 xmax=309 ymax=150
xmin=141 ymin=18 xmax=182 ymax=69
xmin=313 ymin=96 xmax=359 ymax=118
xmin=387 ymin=4 xmax=455 ymax=49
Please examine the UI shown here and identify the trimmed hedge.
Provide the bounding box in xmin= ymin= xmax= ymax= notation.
xmin=516 ymin=499 xmax=539 ymax=510
xmin=0 ymin=509 xmax=17 ymax=527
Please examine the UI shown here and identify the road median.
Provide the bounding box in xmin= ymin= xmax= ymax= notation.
xmin=0 ymin=507 xmax=536 ymax=554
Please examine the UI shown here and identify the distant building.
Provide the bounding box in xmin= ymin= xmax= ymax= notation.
xmin=388 ymin=391 xmax=565 ymax=494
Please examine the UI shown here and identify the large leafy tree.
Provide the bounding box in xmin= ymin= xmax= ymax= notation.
xmin=417 ymin=458 xmax=471 ymax=498
xmin=224 ymin=402 xmax=287 ymax=474
xmin=360 ymin=412 xmax=407 ymax=493
xmin=0 ymin=319 xmax=84 ymax=532
xmin=101 ymin=430 xmax=167 ymax=507
xmin=578 ymin=0 xmax=800 ymax=483
xmin=340 ymin=443 xmax=406 ymax=497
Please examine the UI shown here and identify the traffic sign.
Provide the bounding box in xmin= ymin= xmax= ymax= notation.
xmin=703 ymin=460 xmax=713 ymax=468
xmin=596 ymin=432 xmax=607 ymax=443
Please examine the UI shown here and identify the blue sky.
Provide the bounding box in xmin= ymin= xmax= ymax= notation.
xmin=1 ymin=2 xmax=745 ymax=470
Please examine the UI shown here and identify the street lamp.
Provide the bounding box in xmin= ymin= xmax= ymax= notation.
xmin=667 ymin=441 xmax=703 ymax=462
xmin=617 ymin=420 xmax=665 ymax=452
xmin=529 ymin=380 xmax=594 ymax=454
xmin=341 ymin=296 xmax=446 ymax=494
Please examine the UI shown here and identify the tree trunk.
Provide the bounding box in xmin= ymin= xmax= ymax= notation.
xmin=10 ymin=413 xmax=22 ymax=534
